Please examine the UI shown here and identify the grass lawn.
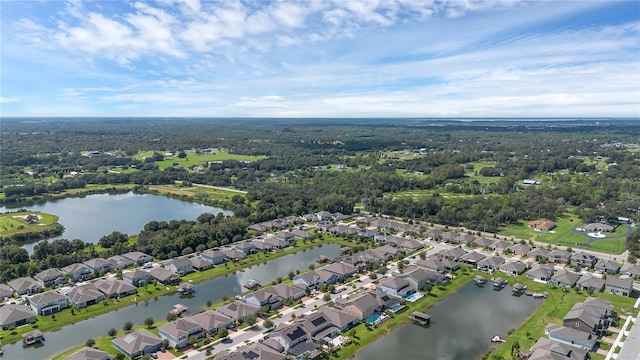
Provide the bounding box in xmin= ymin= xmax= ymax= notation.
xmin=0 ymin=211 xmax=62 ymax=242
xmin=487 ymin=272 xmax=637 ymax=360
xmin=587 ymin=238 xmax=626 ymax=255
xmin=135 ymin=150 xmax=265 ymax=170
xmin=332 ymin=269 xmax=476 ymax=360
xmin=499 ymin=211 xmax=587 ymax=248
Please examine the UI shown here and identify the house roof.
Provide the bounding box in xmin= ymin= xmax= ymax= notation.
xmin=605 ymin=276 xmax=633 ymax=288
xmin=270 ymin=283 xmax=305 ymax=299
xmin=159 ymin=317 xmax=201 ymax=339
xmin=8 ymin=277 xmax=42 ymax=293
xmin=508 ymin=244 xmax=531 ymax=255
xmin=30 ymin=290 xmax=67 ymax=306
xmin=94 ymin=279 xmax=136 ymax=296
xmin=64 ymin=346 xmax=112 ymax=360
xmin=122 ymin=251 xmax=151 ymax=262
xmin=217 ymin=300 xmax=259 ymax=320
xmin=68 ymin=284 xmax=103 ymax=305
xmin=546 ymin=324 xmax=596 ymax=348
xmin=107 ymin=255 xmax=134 ymax=267
xmin=83 ymin=258 xmax=111 ymax=270
xmin=528 ymin=220 xmax=556 ymax=231
xmin=595 ymin=259 xmax=620 ymax=271
xmin=0 ymin=284 xmax=14 ymax=298
xmin=564 ymin=303 xmax=604 ymax=329
xmin=273 ymin=323 xmax=308 ymax=343
xmin=415 ymin=259 xmax=444 ymax=272
xmin=473 ymin=237 xmax=494 ymax=247
xmin=500 ymin=261 xmax=526 ymax=273
xmin=401 ymin=239 xmax=423 ymax=250
xmin=335 ymin=291 xmax=379 ymax=314
xmin=61 ymin=263 xmax=91 ymax=274
xmin=147 ymin=268 xmax=179 ymax=282
xmin=190 ymin=257 xmax=213 ymax=268
xmin=201 ymin=249 xmax=225 ymax=259
xmin=454 ymin=234 xmax=476 ymax=244
xmin=317 ymin=306 xmax=358 ymax=329
xmin=549 ymin=249 xmax=571 ymax=258
xmin=0 ymin=304 xmax=34 ymax=326
xmin=527 ymin=264 xmax=555 ymax=279
xmin=441 ymin=247 xmax=467 ymax=259
xmin=621 ymin=263 xmax=640 ymax=277
xmin=527 ymin=248 xmax=551 ymax=258
xmin=478 ymin=256 xmax=505 ymax=268
xmin=188 ymin=310 xmax=232 ymax=331
xmin=460 ymin=251 xmax=487 ymax=263
xmin=490 ymin=240 xmax=512 ymax=250
xmin=380 ymin=276 xmax=410 ymax=290
xmin=35 ymin=268 xmax=64 ymax=280
xmin=530 ymin=337 xmax=588 ymax=360
xmin=551 ymin=270 xmax=580 ymax=286
xmin=322 ymin=262 xmax=357 ymax=276
xmin=402 ymin=266 xmax=432 ymax=284
xmin=576 ymin=274 xmax=605 ymax=290
xmin=167 ymin=257 xmax=192 ymax=269
xmin=112 ymin=329 xmax=162 ymax=355
xmin=217 ymin=343 xmax=286 ymax=360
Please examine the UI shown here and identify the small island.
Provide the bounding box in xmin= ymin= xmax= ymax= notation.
xmin=0 ymin=210 xmax=64 ymax=244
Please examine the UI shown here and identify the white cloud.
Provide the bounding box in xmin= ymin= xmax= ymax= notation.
xmin=0 ymin=97 xmax=19 ymax=103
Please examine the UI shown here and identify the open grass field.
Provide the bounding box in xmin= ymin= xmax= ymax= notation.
xmin=135 ymin=149 xmax=265 ymax=170
xmin=0 ymin=211 xmax=60 ymax=236
xmin=392 ymin=188 xmax=499 ymax=200
xmin=499 ymin=211 xmax=586 ymax=247
xmin=587 ymin=237 xmax=627 ymax=255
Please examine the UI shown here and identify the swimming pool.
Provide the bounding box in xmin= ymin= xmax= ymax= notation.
xmin=405 ymin=292 xmax=424 ymax=302
xmin=389 ymin=303 xmax=405 ymax=312
xmin=366 ymin=312 xmax=383 ymax=324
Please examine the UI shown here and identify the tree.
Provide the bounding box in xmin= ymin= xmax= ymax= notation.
xmin=162 ymin=339 xmax=170 ymax=349
xmin=123 ymin=321 xmax=133 ymax=332
xmin=86 ymin=338 xmax=95 ymax=347
xmin=323 ymin=293 xmax=331 ymax=301
xmin=263 ymin=319 xmax=274 ymax=329
xmin=218 ymin=328 xmax=229 ymax=339
xmin=108 ymin=328 xmax=117 ymax=337
xmin=245 ymin=314 xmax=257 ymax=326
xmin=144 ymin=317 xmax=154 ymax=328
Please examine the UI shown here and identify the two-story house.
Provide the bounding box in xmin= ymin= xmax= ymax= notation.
xmin=29 ymin=291 xmax=68 ymax=315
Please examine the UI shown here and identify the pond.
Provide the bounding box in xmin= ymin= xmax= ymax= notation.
xmin=0 ymin=192 xmax=233 ymax=254
xmin=1 ymin=243 xmax=342 ymax=360
xmin=352 ymin=282 xmax=542 ymax=360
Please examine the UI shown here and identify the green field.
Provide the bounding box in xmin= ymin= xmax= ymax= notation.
xmin=499 ymin=212 xmax=586 ymax=247
xmin=0 ymin=211 xmax=61 ymax=237
xmin=135 ymin=149 xmax=265 ymax=170
xmin=587 ymin=237 xmax=627 ymax=254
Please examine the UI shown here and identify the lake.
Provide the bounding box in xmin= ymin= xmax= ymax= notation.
xmin=352 ymin=282 xmax=542 ymax=360
xmin=1 ymin=243 xmax=342 ymax=360
xmin=0 ymin=192 xmax=233 ymax=254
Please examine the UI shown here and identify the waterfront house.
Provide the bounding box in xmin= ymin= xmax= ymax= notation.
xmin=440 ymin=247 xmax=467 ymax=261
xmin=416 ymin=258 xmax=446 ymax=274
xmin=576 ymin=274 xmax=605 ymax=293
xmin=201 ymin=249 xmax=226 ymax=265
xmin=107 ymin=255 xmax=135 ymax=270
xmin=293 ymin=270 xmax=322 ymax=289
xmin=8 ymin=276 xmax=43 ymax=295
xmin=563 ymin=297 xmax=614 ymax=334
xmin=122 ymin=251 xmax=153 ymax=264
xmin=549 ymin=270 xmax=580 ymax=288
xmin=570 ymin=252 xmax=598 ymax=269
xmin=147 ymin=267 xmax=180 ymax=285
xmin=477 ymin=255 xmax=505 ymax=272
xmin=112 ymin=329 xmax=162 ymax=358
xmin=545 ymin=324 xmax=596 ymax=351
xmin=235 ymin=240 xmax=256 ymax=254
xmin=245 ymin=287 xmax=283 ymax=310
xmin=158 ymin=317 xmax=204 ymax=348
xmin=188 ymin=310 xmax=233 ymax=334
xmin=61 ymin=263 xmax=92 ymax=282
xmin=460 ymin=251 xmax=486 ymax=265
xmin=530 ymin=337 xmax=589 ymax=360
xmin=290 ymin=229 xmax=316 ymax=241
xmin=526 ymin=264 xmax=555 ymax=282
xmin=334 ymin=291 xmax=380 ymax=320
xmin=63 ymin=347 xmax=112 ymax=360
xmin=549 ymin=249 xmax=571 ymax=264
xmin=94 ymin=279 xmax=137 ymax=298
xmin=507 ymin=244 xmax=531 ymax=256
xmin=265 ymin=237 xmax=290 ymax=249
xmin=620 ymin=264 xmax=640 ymax=278
xmin=122 ymin=269 xmax=151 ymax=286
xmin=423 ymin=269 xmax=450 ymax=285
xmin=275 ymin=231 xmax=294 ymax=242
xmin=527 ymin=248 xmax=550 ymax=261
xmin=165 ymin=258 xmax=193 ymax=276
xmin=499 ymin=261 xmax=527 ymax=276
xmin=317 ymin=306 xmax=359 ymax=332
xmin=217 ymin=343 xmax=286 ymax=360
xmin=378 ymin=276 xmax=413 ymax=298
xmin=472 ymin=237 xmax=494 ymax=248
xmin=253 ymin=240 xmax=274 ymax=253
xmin=216 ymin=300 xmax=260 ymax=322
xmin=223 ymin=249 xmax=246 ymax=261
xmin=35 ymin=268 xmax=64 ymax=287
xmin=594 ymin=259 xmax=620 ymax=274
xmin=29 ymin=290 xmax=68 ymax=315
xmin=67 ymin=283 xmax=104 ymax=308
xmin=0 ymin=284 xmax=14 ymax=299
xmin=604 ymin=277 xmax=633 ymax=297
xmin=83 ymin=258 xmax=113 ymax=275
xmin=0 ymin=304 xmax=35 ymax=329
xmin=190 ymin=257 xmax=214 ymax=271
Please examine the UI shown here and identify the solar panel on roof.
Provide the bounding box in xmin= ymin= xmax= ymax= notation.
xmin=311 ymin=317 xmax=326 ymax=326
xmin=123 ymin=334 xmax=136 ymax=344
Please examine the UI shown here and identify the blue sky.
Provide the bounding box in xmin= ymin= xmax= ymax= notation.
xmin=1 ymin=0 xmax=639 ymax=117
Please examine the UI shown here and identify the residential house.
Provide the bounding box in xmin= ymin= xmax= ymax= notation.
xmin=440 ymin=232 xmax=458 ymax=243
xmin=147 ymin=267 xmax=180 ymax=285
xmin=378 ymin=276 xmax=413 ymax=298
xmin=400 ymin=239 xmax=423 ymax=252
xmin=453 ymin=234 xmax=476 ymax=245
xmin=190 ymin=257 xmax=214 ymax=271
xmin=245 ymin=287 xmax=283 ymax=310
xmin=61 ymin=263 xmax=92 ymax=282
xmin=275 ymin=231 xmax=294 ymax=243
xmin=488 ymin=240 xmax=512 ymax=254
xmin=320 ymin=262 xmax=358 ymax=281
xmin=499 ymin=261 xmax=527 ymax=276
xmin=440 ymin=258 xmax=460 ymax=272
xmin=107 ymin=255 xmax=135 ymax=270
xmin=332 ymin=212 xmax=346 ymax=221
xmin=217 ymin=343 xmax=286 ymax=360
xmin=0 ymin=304 xmax=35 ymax=329
xmin=64 ymin=347 xmax=112 ymax=360
xmin=315 ymin=211 xmax=333 ymax=222
xmin=83 ymin=258 xmax=112 ymax=275
xmin=440 ymin=247 xmax=467 ymax=261
xmin=576 ymin=274 xmax=605 ymax=293
xmin=334 ymin=291 xmax=381 ymax=320
xmin=375 ymin=233 xmax=403 ymax=246
xmin=216 ymin=300 xmax=260 ymax=322
xmin=265 ymin=237 xmax=290 ymax=249
xmin=584 ymin=223 xmax=615 ymax=232
xmin=293 ymin=271 xmax=322 ymax=289
xmin=94 ymin=279 xmax=137 ymax=298
xmin=507 ymin=244 xmax=531 ymax=256
xmin=604 ymin=277 xmax=633 ymax=297
xmin=235 ymin=241 xmax=256 ymax=255
xmin=201 ymin=249 xmax=226 ymax=265
xmin=400 ymin=266 xmax=431 ymax=291
xmin=8 ymin=277 xmax=43 ymax=295
xmin=460 ymin=251 xmax=486 ymax=265
xmin=188 ymin=310 xmax=233 ymax=335
xmin=416 ymin=258 xmax=446 ymax=274
xmin=477 ymin=256 xmax=505 ymax=273
xmin=527 ymin=248 xmax=550 ymax=261
xmin=317 ymin=306 xmax=359 ymax=332
xmin=165 ymin=258 xmax=194 ymax=276
xmin=0 ymin=284 xmax=14 ymax=299
xmin=249 ymin=223 xmax=270 ymax=233
xmin=549 ymin=249 xmax=572 ymax=264
xmin=424 ymin=229 xmax=443 ymax=240
xmin=545 ymin=324 xmax=596 ymax=351
xmin=290 ymin=229 xmax=316 ymax=241
xmin=549 ymin=270 xmax=580 ymax=288
xmin=299 ymin=311 xmax=340 ymax=344
xmin=570 ymin=252 xmax=598 ymax=269
xmin=472 ymin=237 xmax=494 ymax=248
xmin=64 ymin=347 xmax=113 ymax=360
xmin=526 ymin=264 xmax=555 ymax=282
xmin=620 ymin=264 xmax=640 ymax=278
xmin=270 ymin=284 xmax=305 ymax=302
xmin=158 ymin=317 xmax=204 ymax=348
xmin=112 ymin=329 xmax=162 ymax=359
xmin=122 ymin=269 xmax=151 ymax=286
xmin=528 ymin=220 xmax=556 ymax=232
xmin=372 ymin=245 xmax=400 ymax=260
xmin=35 ymin=268 xmax=64 ymax=287
xmin=267 ymin=323 xmax=315 ymax=358
xmin=594 ymin=259 xmax=620 ymax=274
xmin=67 ymin=283 xmax=104 ymax=308
xmin=223 ymin=249 xmax=246 ymax=261
xmin=563 ymin=297 xmax=614 ymax=334
xmin=122 ymin=251 xmax=153 ymax=264
xmin=530 ymin=337 xmax=589 ymax=360
xmin=29 ymin=290 xmax=68 ymax=315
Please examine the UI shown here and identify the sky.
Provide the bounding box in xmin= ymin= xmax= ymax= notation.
xmin=1 ymin=0 xmax=639 ymax=118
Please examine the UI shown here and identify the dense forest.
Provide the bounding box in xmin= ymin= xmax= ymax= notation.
xmin=1 ymin=118 xmax=639 ymax=281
